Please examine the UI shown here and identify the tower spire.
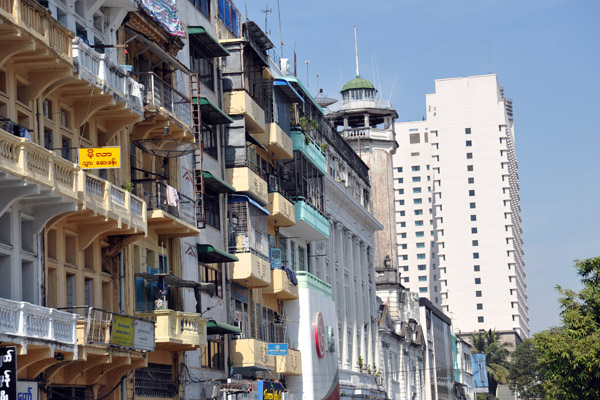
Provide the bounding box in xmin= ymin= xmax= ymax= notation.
xmin=354 ymin=25 xmax=359 ymax=77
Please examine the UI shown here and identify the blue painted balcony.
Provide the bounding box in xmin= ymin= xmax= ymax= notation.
xmin=290 ymin=130 xmax=326 ymax=174
xmin=291 ymin=199 xmax=329 ymax=240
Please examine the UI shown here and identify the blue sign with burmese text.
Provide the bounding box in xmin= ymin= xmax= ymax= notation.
xmin=267 ymin=343 xmax=288 ymax=356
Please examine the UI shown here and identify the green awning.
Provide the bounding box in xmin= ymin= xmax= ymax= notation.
xmin=188 ymin=26 xmax=230 ymax=57
xmin=207 ymin=320 xmax=242 ymax=335
xmin=192 ymin=97 xmax=233 ymax=125
xmin=199 ymin=170 xmax=236 ymax=194
xmin=197 ymin=244 xmax=238 ymax=263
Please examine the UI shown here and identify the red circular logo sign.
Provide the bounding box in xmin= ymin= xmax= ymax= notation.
xmin=313 ymin=312 xmax=325 ymax=358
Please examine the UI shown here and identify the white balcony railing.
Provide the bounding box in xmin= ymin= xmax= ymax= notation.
xmin=72 ymin=37 xmax=144 ymax=116
xmin=326 ymin=98 xmax=392 ymax=113
xmin=0 ymin=298 xmax=78 ymax=352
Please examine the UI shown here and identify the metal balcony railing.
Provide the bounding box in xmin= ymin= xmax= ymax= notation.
xmin=134 ymin=180 xmax=196 ymax=226
xmin=138 ymin=72 xmax=192 ymax=127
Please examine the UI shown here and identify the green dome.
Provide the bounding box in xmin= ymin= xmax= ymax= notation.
xmin=341 ymin=75 xmax=376 ymax=92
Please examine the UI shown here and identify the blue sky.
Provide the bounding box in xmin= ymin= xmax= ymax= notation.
xmin=245 ymin=0 xmax=600 ymax=334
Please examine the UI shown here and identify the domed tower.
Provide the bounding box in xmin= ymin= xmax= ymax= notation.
xmin=327 ymin=72 xmax=399 ymax=273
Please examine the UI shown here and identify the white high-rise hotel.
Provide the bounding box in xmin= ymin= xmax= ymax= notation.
xmin=392 ymin=74 xmax=528 ymax=342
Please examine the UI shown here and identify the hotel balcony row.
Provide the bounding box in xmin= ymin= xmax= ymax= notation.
xmin=231 ymin=338 xmax=302 ymax=376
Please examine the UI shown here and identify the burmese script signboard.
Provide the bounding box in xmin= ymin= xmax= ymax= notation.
xmin=79 ymin=147 xmax=121 ymax=169
xmin=0 ymin=347 xmax=17 ymax=400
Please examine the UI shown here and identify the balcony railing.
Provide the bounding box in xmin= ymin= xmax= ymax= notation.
xmin=72 ymin=38 xmax=144 ymax=116
xmin=138 ymin=72 xmax=192 ymax=127
xmin=0 ymin=298 xmax=78 ymax=352
xmin=341 ymin=127 xmax=395 ymax=142
xmin=137 ymin=309 xmax=207 ymax=351
xmin=0 ymin=128 xmax=78 ymax=201
xmin=134 ymin=180 xmax=196 ymax=226
xmin=326 ymin=98 xmax=392 ymax=113
xmin=62 ymin=306 xmax=155 ymax=352
xmin=0 ymin=0 xmax=72 ymax=63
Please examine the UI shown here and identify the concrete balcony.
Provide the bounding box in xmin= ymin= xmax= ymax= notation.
xmin=0 ymin=298 xmax=78 ymax=354
xmin=275 ymin=348 xmax=302 ymax=375
xmin=341 ymin=127 xmax=395 ymax=143
xmin=226 ymin=166 xmax=269 ymax=206
xmin=224 ymin=90 xmax=265 ymax=134
xmin=138 ymin=310 xmax=207 ymax=352
xmin=0 ymin=0 xmax=73 ymax=65
xmin=288 ymin=199 xmax=329 ymax=241
xmin=72 ymin=37 xmax=144 ymax=118
xmin=267 ymin=192 xmax=295 ymax=227
xmin=263 ymin=268 xmax=298 ymax=301
xmin=231 ymin=252 xmax=271 ymax=288
xmin=231 ymin=338 xmax=275 ymax=371
xmin=291 ymin=129 xmax=327 ymax=174
xmin=77 ymin=173 xmax=147 ymax=250
xmin=134 ymin=181 xmax=200 ymax=238
xmin=255 ymin=123 xmax=293 ymax=160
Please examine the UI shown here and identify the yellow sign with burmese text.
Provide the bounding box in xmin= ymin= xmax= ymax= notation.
xmin=79 ymin=147 xmax=121 ymax=169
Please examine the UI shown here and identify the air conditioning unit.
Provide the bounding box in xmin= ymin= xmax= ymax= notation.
xmin=280 ymin=58 xmax=290 ymax=76
xmin=376 ymin=376 xmax=383 ymax=386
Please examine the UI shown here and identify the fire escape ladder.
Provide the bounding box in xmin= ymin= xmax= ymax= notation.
xmin=191 ymin=73 xmax=205 ymax=229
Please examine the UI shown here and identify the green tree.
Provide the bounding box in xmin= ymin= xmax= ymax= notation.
xmin=534 ymin=257 xmax=600 ymax=399
xmin=508 ymin=339 xmax=546 ymax=399
xmin=471 ymin=329 xmax=512 ymax=396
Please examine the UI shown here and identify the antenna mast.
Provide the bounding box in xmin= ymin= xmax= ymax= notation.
xmin=261 ymin=3 xmax=272 ymax=34
xmin=354 ymin=25 xmax=359 ymax=77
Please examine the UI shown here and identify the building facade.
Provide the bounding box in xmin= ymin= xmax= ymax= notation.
xmin=392 ymin=75 xmax=528 ymax=343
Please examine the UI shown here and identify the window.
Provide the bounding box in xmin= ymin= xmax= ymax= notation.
xmin=204 ymin=189 xmax=221 ymax=229
xmin=417 ymin=254 xmax=426 ymax=260
xmin=465 ymin=128 xmax=471 ymax=134
xmin=413 ymin=187 xmax=422 ymax=194
xmin=416 ymin=242 xmax=425 ymax=248
xmin=399 ymin=211 xmax=406 ymax=216
xmin=401 ymin=255 xmax=408 ymax=261
xmin=475 ymin=278 xmax=481 ymax=284
xmin=472 ymin=240 xmax=479 ymax=246
xmin=200 ymin=263 xmax=222 ymax=297
xmin=400 ymin=222 xmax=406 ymax=227
xmin=415 ymin=220 xmax=424 ymax=226
xmin=468 ymin=177 xmax=475 ymax=184
xmin=397 ymin=178 xmax=403 ymax=183
xmin=398 ymin=189 xmax=404 ymax=194
xmin=470 ymin=202 xmax=476 ymax=209
xmin=478 ymin=316 xmax=484 ymax=323
xmin=202 ymin=124 xmax=218 ymax=159
xmin=202 ymin=336 xmax=225 ymax=369
xmin=474 ymin=265 xmax=480 ymax=271
xmin=402 ymin=266 xmax=409 ymax=272
xmin=433 ymin=275 xmax=437 ymax=281
xmin=416 ymin=231 xmax=424 ymax=237
xmin=189 ymin=0 xmax=210 ymax=18
xmin=400 ymin=244 xmax=408 ymax=249
xmin=412 ymin=166 xmax=420 ymax=172
xmin=418 ymin=264 xmax=426 ymax=270
xmin=471 ymin=227 xmax=478 ymax=234
xmin=419 ymin=287 xmax=428 ymax=293
xmin=415 ymin=209 xmax=423 ymax=216
xmin=476 ymin=290 xmax=482 ymax=297
xmin=473 ymin=252 xmax=480 ymax=259
xmin=469 ymin=190 xmax=476 ymax=196
xmin=466 ymin=140 xmax=472 ymax=147
xmin=477 ymin=303 xmax=483 ymax=310
xmin=418 ymin=276 xmax=427 ymax=282
xmin=190 ymin=41 xmax=215 ymax=90
xmin=466 ymin=153 xmax=473 ymax=159
xmin=398 ymin=200 xmax=405 ymax=205
xmin=414 ymin=198 xmax=423 ymax=205
xmin=412 ymin=176 xmax=421 ymax=183
xmin=470 ymin=215 xmax=477 ymax=221
xmin=409 ymin=133 xmax=420 ymax=144
xmin=401 ymin=233 xmax=407 ymax=238
xmin=403 ymin=277 xmax=410 ymax=283
xmin=397 ymin=167 xmax=403 ymax=172
xmin=467 ymin=165 xmax=474 ymax=172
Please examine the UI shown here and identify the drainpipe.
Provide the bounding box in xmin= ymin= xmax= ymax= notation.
xmin=119 ymin=250 xmax=126 ymax=400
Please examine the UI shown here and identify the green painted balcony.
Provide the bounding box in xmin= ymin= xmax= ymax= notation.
xmin=291 ymin=129 xmax=326 ymax=174
xmin=293 ymin=200 xmax=329 ymax=240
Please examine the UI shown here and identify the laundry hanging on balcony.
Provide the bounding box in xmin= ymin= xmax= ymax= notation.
xmin=138 ymin=0 xmax=185 ymax=37
xmin=165 ymin=184 xmax=179 ymax=206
